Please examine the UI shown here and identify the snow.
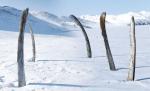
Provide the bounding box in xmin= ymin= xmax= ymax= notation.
xmin=0 ymin=6 xmax=150 ymax=91
xmin=80 ymin=11 xmax=150 ymax=25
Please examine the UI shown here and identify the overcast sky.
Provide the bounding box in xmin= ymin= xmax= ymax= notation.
xmin=0 ymin=0 xmax=149 ymax=16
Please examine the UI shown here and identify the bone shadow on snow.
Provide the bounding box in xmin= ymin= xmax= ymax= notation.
xmin=28 ymin=83 xmax=95 ymax=88
xmin=136 ymin=77 xmax=150 ymax=81
xmin=92 ymin=54 xmax=128 ymax=58
xmin=77 ymin=54 xmax=127 ymax=59
xmin=37 ymin=60 xmax=91 ymax=62
xmin=136 ymin=66 xmax=150 ymax=69
xmin=116 ymin=68 xmax=128 ymax=71
xmin=117 ymin=66 xmax=150 ymax=71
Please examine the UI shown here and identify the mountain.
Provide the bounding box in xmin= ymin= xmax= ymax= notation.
xmin=31 ymin=10 xmax=150 ymax=26
xmin=0 ymin=6 xmax=93 ymax=36
xmin=30 ymin=11 xmax=93 ymax=29
xmin=80 ymin=11 xmax=150 ymax=25
xmin=0 ymin=6 xmax=150 ymax=36
xmin=0 ymin=6 xmax=72 ymax=35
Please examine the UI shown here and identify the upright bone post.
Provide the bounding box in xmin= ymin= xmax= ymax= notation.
xmin=17 ymin=8 xmax=29 ymax=87
xmin=100 ymin=12 xmax=116 ymax=71
xmin=127 ymin=16 xmax=136 ymax=81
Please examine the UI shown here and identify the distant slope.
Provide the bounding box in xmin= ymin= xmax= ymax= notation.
xmin=0 ymin=6 xmax=71 ymax=35
xmin=80 ymin=11 xmax=150 ymax=25
xmin=0 ymin=6 xmax=150 ymax=36
xmin=31 ymin=11 xmax=93 ymax=29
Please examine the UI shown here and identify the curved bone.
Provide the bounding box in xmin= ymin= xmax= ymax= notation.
xmin=28 ymin=23 xmax=36 ymax=62
xmin=70 ymin=15 xmax=92 ymax=58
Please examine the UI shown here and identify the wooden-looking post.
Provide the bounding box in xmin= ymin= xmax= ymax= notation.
xmin=127 ymin=16 xmax=136 ymax=81
xmin=100 ymin=12 xmax=116 ymax=71
xmin=17 ymin=8 xmax=29 ymax=87
xmin=70 ymin=15 xmax=92 ymax=58
xmin=28 ymin=23 xmax=36 ymax=62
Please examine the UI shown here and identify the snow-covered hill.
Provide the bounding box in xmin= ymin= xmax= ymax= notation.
xmin=0 ymin=6 xmax=93 ymax=36
xmin=30 ymin=11 xmax=93 ymax=29
xmin=30 ymin=10 xmax=150 ymax=28
xmin=1 ymin=6 xmax=150 ymax=35
xmin=0 ymin=6 xmax=72 ymax=35
xmin=80 ymin=11 xmax=150 ymax=25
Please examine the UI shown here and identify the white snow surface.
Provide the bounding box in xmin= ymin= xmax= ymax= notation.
xmin=0 ymin=6 xmax=150 ymax=91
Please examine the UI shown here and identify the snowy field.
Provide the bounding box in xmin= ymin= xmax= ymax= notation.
xmin=0 ymin=24 xmax=150 ymax=91
xmin=0 ymin=6 xmax=150 ymax=91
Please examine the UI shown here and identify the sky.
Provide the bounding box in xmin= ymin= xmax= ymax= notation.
xmin=0 ymin=0 xmax=149 ymax=16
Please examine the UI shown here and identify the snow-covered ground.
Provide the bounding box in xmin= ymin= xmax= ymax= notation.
xmin=0 ymin=25 xmax=150 ymax=91
xmin=0 ymin=6 xmax=150 ymax=91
